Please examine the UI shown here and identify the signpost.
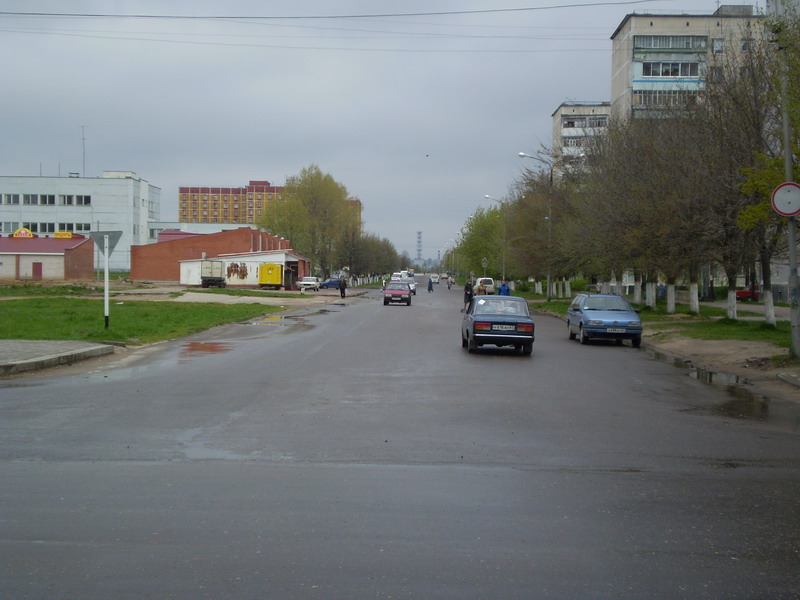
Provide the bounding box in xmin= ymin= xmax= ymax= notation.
xmin=89 ymin=231 xmax=122 ymax=329
xmin=771 ymin=184 xmax=800 ymax=357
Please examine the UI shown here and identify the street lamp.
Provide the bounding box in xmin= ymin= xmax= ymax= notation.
xmin=485 ymin=194 xmax=506 ymax=282
xmin=518 ymin=152 xmax=554 ymax=301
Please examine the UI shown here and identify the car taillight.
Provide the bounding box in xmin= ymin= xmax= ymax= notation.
xmin=516 ymin=323 xmax=534 ymax=333
xmin=474 ymin=322 xmax=492 ymax=331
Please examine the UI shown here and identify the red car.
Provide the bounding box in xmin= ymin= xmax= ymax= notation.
xmin=735 ymin=288 xmax=759 ymax=301
xmin=383 ymin=281 xmax=412 ymax=306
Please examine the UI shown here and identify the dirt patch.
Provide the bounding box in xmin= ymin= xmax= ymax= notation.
xmin=644 ymin=333 xmax=800 ymax=401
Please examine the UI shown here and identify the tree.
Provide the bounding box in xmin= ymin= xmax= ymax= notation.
xmin=258 ymin=165 xmax=352 ymax=277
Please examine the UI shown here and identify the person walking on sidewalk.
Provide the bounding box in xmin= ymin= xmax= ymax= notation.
xmin=428 ymin=277 xmax=434 ymax=293
xmin=338 ymin=277 xmax=347 ymax=299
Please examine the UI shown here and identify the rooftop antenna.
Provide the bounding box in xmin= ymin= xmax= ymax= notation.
xmin=80 ymin=125 xmax=87 ymax=177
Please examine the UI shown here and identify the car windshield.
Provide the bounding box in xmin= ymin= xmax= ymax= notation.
xmin=473 ymin=298 xmax=527 ymax=316
xmin=583 ymin=297 xmax=632 ymax=311
xmin=387 ymin=283 xmax=407 ymax=290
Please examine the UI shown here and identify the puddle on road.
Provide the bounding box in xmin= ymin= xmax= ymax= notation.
xmin=179 ymin=341 xmax=233 ymax=360
xmin=649 ymin=349 xmax=800 ymax=428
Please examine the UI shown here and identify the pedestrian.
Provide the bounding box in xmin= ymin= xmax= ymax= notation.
xmin=427 ymin=277 xmax=434 ymax=293
xmin=338 ymin=276 xmax=347 ymax=299
xmin=463 ymin=279 xmax=474 ymax=311
xmin=476 ymin=280 xmax=488 ymax=296
xmin=498 ymin=279 xmax=510 ymax=296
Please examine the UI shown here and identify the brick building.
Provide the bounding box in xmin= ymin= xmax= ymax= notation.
xmin=0 ymin=229 xmax=94 ymax=280
xmin=130 ymin=227 xmax=309 ymax=283
xmin=178 ymin=180 xmax=283 ymax=225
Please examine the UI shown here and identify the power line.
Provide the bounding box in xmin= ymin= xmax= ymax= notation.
xmin=0 ymin=1 xmax=678 ymax=21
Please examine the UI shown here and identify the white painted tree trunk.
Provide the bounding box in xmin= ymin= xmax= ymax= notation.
xmin=646 ymin=281 xmax=657 ymax=309
xmin=689 ymin=282 xmax=700 ymax=314
xmin=667 ymin=284 xmax=676 ymax=314
xmin=763 ymin=289 xmax=776 ymax=326
xmin=564 ymin=278 xmax=571 ymax=298
xmin=727 ymin=289 xmax=738 ymax=319
xmin=633 ymin=278 xmax=642 ymax=304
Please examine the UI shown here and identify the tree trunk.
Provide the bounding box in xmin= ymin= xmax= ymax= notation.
xmin=760 ymin=247 xmax=776 ymax=326
xmin=666 ymin=282 xmax=676 ymax=314
xmin=646 ymin=281 xmax=657 ymax=309
xmin=564 ymin=278 xmax=571 ymax=298
xmin=633 ymin=273 xmax=642 ymax=304
xmin=726 ymin=284 xmax=738 ymax=320
xmin=688 ymin=268 xmax=700 ymax=315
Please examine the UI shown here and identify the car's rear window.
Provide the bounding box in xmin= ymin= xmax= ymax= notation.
xmin=583 ymin=297 xmax=632 ymax=311
xmin=474 ymin=298 xmax=528 ymax=316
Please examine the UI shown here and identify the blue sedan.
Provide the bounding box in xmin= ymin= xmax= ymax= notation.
xmin=461 ymin=296 xmax=535 ymax=355
xmin=566 ymin=293 xmax=643 ymax=347
xmin=319 ymin=278 xmax=342 ymax=289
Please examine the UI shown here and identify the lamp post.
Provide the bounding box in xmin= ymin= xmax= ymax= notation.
xmin=518 ymin=152 xmax=554 ymax=300
xmin=484 ymin=194 xmax=506 ymax=282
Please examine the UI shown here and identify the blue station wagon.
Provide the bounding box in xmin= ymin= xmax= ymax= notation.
xmin=566 ymin=293 xmax=643 ymax=347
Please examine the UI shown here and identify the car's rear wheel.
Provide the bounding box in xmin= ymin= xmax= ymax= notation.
xmin=521 ymin=342 xmax=533 ymax=356
xmin=568 ymin=322 xmax=576 ymax=340
xmin=407 ymin=299 xmax=411 ymax=306
xmin=461 ymin=334 xmax=467 ymax=348
xmin=467 ymin=334 xmax=477 ymax=353
xmin=579 ymin=327 xmax=589 ymax=345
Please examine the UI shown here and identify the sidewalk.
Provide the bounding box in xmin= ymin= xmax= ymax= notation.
xmin=0 ymin=340 xmax=115 ymax=376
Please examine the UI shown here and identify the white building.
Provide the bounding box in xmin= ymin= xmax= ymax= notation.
xmin=0 ymin=171 xmax=161 ymax=271
xmin=551 ymin=101 xmax=610 ymax=161
xmin=610 ymin=5 xmax=761 ymax=122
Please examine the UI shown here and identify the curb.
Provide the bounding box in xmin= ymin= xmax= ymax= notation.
xmin=0 ymin=343 xmax=115 ymax=376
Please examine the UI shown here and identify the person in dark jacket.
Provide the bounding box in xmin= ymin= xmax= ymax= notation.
xmin=463 ymin=279 xmax=474 ymax=311
xmin=427 ymin=277 xmax=434 ymax=293
xmin=498 ymin=280 xmax=510 ymax=296
xmin=338 ymin=277 xmax=347 ymax=299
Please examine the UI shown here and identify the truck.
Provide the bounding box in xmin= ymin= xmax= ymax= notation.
xmin=258 ymin=262 xmax=284 ymax=290
xmin=200 ymin=260 xmax=226 ymax=288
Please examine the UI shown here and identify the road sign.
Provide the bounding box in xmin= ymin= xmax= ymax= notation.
xmin=771 ymin=182 xmax=800 ymax=217
xmin=89 ymin=231 xmax=123 ymax=256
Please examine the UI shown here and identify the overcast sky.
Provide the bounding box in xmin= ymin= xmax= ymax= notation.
xmin=0 ymin=0 xmax=757 ymax=258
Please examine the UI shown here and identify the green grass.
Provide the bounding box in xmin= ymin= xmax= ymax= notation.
xmin=193 ymin=287 xmax=308 ymax=299
xmin=0 ymin=297 xmax=284 ymax=345
xmin=0 ymin=284 xmax=102 ymax=296
xmin=660 ymin=318 xmax=792 ymax=349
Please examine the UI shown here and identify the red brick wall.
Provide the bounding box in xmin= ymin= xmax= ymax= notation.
xmin=131 ymin=228 xmax=291 ymax=282
xmin=64 ymin=238 xmax=94 ymax=280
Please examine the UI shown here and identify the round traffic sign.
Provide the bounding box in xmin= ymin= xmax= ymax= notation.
xmin=771 ymin=182 xmax=800 ymax=217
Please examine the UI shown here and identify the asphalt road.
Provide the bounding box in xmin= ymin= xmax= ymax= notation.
xmin=2 ymin=282 xmax=799 ymax=599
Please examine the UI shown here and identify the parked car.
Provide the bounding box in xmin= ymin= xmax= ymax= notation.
xmin=296 ymin=276 xmax=320 ymax=291
xmin=461 ymin=296 xmax=535 ymax=355
xmin=474 ymin=277 xmax=495 ymax=295
xmin=430 ymin=274 xmax=440 ymax=284
xmin=735 ymin=288 xmax=760 ymax=301
xmin=384 ymin=281 xmax=412 ymax=306
xmin=403 ymin=274 xmax=417 ymax=295
xmin=320 ymin=278 xmax=342 ymax=289
xmin=566 ymin=293 xmax=642 ymax=347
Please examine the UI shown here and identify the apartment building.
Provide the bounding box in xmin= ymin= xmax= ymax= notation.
xmin=551 ymin=101 xmax=611 ymax=161
xmin=178 ymin=180 xmax=283 ymax=225
xmin=0 ymin=171 xmax=161 ymax=272
xmin=610 ymin=5 xmax=762 ymax=121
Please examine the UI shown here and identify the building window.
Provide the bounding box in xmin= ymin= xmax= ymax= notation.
xmin=741 ymin=39 xmax=753 ymax=52
xmin=23 ymin=194 xmax=38 ymax=205
xmin=563 ymin=138 xmax=582 ymax=147
xmin=60 ymin=195 xmax=74 ymax=205
xmin=3 ymin=194 xmax=20 ymax=205
xmin=634 ymin=35 xmax=707 ymax=50
xmin=633 ymin=89 xmax=699 ymax=107
xmin=712 ymin=38 xmax=724 ymax=54
xmin=2 ymin=222 xmax=20 ymax=232
xmin=642 ymin=62 xmax=699 ymax=77
xmin=76 ymin=195 xmax=91 ymax=206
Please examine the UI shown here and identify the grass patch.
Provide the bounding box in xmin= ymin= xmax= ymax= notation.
xmin=193 ymin=287 xmax=307 ymax=299
xmin=662 ymin=319 xmax=792 ymax=349
xmin=0 ymin=297 xmax=284 ymax=345
xmin=0 ymin=284 xmax=102 ymax=296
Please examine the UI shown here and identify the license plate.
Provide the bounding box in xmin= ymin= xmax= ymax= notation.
xmin=607 ymin=328 xmax=626 ymax=333
xmin=493 ymin=324 xmax=515 ymax=331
